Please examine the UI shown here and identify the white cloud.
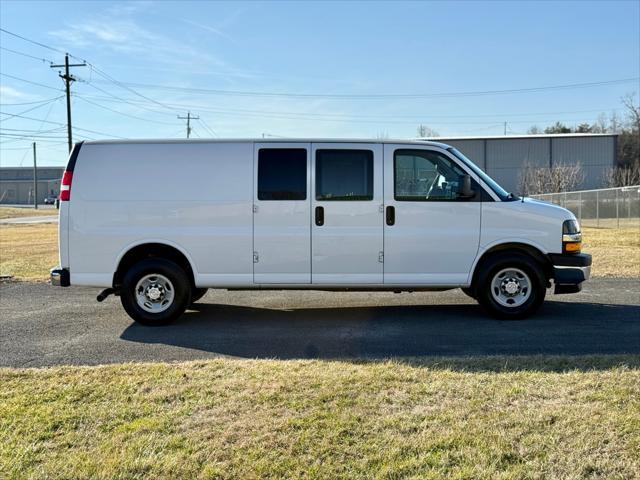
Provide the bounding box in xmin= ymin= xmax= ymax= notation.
xmin=47 ymin=8 xmax=229 ymax=71
xmin=180 ymin=18 xmax=236 ymax=44
xmin=0 ymin=85 xmax=27 ymax=100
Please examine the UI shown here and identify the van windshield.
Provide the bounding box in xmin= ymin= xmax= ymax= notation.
xmin=447 ymin=147 xmax=515 ymax=201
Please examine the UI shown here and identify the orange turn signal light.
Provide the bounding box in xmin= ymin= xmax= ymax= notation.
xmin=563 ymin=242 xmax=582 ymax=253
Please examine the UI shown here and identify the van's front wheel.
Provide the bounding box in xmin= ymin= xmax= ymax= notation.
xmin=191 ymin=288 xmax=208 ymax=304
xmin=476 ymin=253 xmax=546 ymax=319
xmin=120 ymin=258 xmax=191 ymax=325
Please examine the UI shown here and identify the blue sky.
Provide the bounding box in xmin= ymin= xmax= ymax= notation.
xmin=1 ymin=0 xmax=639 ymax=166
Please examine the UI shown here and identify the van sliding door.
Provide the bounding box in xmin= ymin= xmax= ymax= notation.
xmin=311 ymin=143 xmax=384 ymax=284
xmin=253 ymin=143 xmax=311 ymax=284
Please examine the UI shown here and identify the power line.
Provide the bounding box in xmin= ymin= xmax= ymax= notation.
xmin=86 ymin=64 xmax=179 ymax=114
xmin=197 ymin=117 xmax=218 ymax=137
xmin=0 ymin=95 xmax=65 ymax=106
xmin=79 ymin=94 xmax=623 ymax=122
xmin=74 ymin=95 xmax=178 ymax=126
xmin=0 ymin=111 xmax=128 ymax=138
xmin=1 ymin=133 xmax=67 ymax=139
xmin=1 ymin=27 xmax=178 ymax=131
xmin=88 ymin=77 xmax=640 ymax=100
xmin=0 ymin=96 xmax=62 ymax=122
xmin=0 ymin=46 xmax=53 ymax=64
xmin=0 ymin=72 xmax=61 ymax=91
xmin=1 ymin=127 xmax=66 ymax=133
xmin=0 ymin=27 xmax=66 ymax=54
xmin=78 ymin=81 xmax=174 ymax=116
xmin=1 ymin=143 xmax=66 ymax=150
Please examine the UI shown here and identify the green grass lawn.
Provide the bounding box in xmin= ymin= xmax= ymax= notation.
xmin=2 ymin=356 xmax=639 ymax=479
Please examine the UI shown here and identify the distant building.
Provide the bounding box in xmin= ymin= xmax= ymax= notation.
xmin=427 ymin=133 xmax=617 ymax=193
xmin=0 ymin=167 xmax=64 ymax=204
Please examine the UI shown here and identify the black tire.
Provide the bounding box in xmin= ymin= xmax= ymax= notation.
xmin=461 ymin=287 xmax=476 ymax=299
xmin=120 ymin=258 xmax=191 ymax=326
xmin=191 ymin=288 xmax=208 ymax=304
xmin=475 ymin=252 xmax=546 ymax=320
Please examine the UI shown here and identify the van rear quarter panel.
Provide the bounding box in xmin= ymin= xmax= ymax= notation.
xmin=69 ymin=142 xmax=253 ymax=287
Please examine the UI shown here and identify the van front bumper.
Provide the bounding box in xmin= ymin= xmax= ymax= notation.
xmin=548 ymin=253 xmax=592 ymax=294
xmin=50 ymin=267 xmax=70 ymax=287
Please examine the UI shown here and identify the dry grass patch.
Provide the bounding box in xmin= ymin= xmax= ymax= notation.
xmin=1 ymin=356 xmax=639 ymax=479
xmin=0 ymin=206 xmax=57 ymax=220
xmin=0 ymin=223 xmax=57 ymax=280
xmin=582 ymin=226 xmax=640 ymax=277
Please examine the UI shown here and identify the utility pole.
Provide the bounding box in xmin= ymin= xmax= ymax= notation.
xmin=51 ymin=54 xmax=86 ymax=152
xmin=504 ymin=121 xmax=507 ymax=136
xmin=178 ymin=112 xmax=199 ymax=138
xmin=32 ymin=142 xmax=38 ymax=209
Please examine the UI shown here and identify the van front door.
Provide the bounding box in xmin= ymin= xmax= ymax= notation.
xmin=383 ymin=145 xmax=481 ymax=285
xmin=253 ymin=143 xmax=311 ymax=284
xmin=311 ymin=143 xmax=383 ymax=284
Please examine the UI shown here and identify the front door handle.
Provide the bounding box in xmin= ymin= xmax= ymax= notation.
xmin=315 ymin=206 xmax=324 ymax=226
xmin=386 ymin=206 xmax=395 ymax=226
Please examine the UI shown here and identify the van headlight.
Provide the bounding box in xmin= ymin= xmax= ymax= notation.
xmin=562 ymin=219 xmax=582 ymax=253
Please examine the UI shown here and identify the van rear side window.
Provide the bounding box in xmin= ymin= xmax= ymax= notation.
xmin=258 ymin=149 xmax=307 ymax=200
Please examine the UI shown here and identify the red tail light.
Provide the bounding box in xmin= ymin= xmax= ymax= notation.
xmin=60 ymin=170 xmax=73 ymax=201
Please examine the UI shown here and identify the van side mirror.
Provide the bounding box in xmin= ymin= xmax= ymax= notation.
xmin=458 ymin=174 xmax=475 ymax=199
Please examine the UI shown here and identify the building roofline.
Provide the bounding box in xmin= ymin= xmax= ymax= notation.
xmin=423 ymin=133 xmax=618 ymax=141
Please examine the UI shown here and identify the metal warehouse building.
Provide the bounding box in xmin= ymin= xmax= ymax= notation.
xmin=0 ymin=167 xmax=64 ymax=205
xmin=431 ymin=133 xmax=617 ymax=193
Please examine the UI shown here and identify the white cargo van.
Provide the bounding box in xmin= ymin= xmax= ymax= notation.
xmin=51 ymin=139 xmax=591 ymax=325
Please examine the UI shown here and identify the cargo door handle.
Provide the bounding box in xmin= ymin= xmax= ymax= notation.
xmin=315 ymin=206 xmax=324 ymax=226
xmin=386 ymin=206 xmax=395 ymax=226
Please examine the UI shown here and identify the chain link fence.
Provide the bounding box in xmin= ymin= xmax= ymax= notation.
xmin=532 ymin=186 xmax=640 ymax=229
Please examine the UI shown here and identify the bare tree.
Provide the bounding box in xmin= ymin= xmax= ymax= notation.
xmin=416 ymin=124 xmax=439 ymax=138
xmin=527 ymin=125 xmax=542 ymax=134
xmin=618 ymin=93 xmax=640 ymax=170
xmin=604 ymin=163 xmax=640 ymax=187
xmin=609 ymin=110 xmax=621 ymax=133
xmin=376 ymin=131 xmax=389 ymax=140
xmin=519 ymin=162 xmax=585 ymax=195
xmin=621 ymin=93 xmax=640 ymax=129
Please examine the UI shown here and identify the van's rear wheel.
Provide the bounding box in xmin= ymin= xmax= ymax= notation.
xmin=476 ymin=252 xmax=546 ymax=319
xmin=120 ymin=258 xmax=190 ymax=326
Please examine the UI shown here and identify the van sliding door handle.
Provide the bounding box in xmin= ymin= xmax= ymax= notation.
xmin=315 ymin=206 xmax=324 ymax=226
xmin=386 ymin=206 xmax=395 ymax=226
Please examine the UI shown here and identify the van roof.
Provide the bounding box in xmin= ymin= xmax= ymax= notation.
xmin=83 ymin=138 xmax=453 ymax=149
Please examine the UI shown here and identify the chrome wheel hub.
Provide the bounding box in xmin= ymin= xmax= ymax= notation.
xmin=491 ymin=268 xmax=531 ymax=308
xmin=135 ymin=274 xmax=174 ymax=313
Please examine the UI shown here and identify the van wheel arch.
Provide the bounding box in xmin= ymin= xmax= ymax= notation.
xmin=113 ymin=243 xmax=196 ymax=290
xmin=470 ymin=243 xmax=552 ymax=295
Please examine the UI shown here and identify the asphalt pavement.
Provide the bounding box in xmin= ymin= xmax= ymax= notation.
xmin=0 ymin=215 xmax=58 ymax=224
xmin=1 ymin=278 xmax=639 ymax=368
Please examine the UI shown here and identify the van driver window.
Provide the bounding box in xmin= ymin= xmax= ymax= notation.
xmin=258 ymin=149 xmax=307 ymax=200
xmin=316 ymin=149 xmax=373 ymax=201
xmin=394 ymin=149 xmax=468 ymax=201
